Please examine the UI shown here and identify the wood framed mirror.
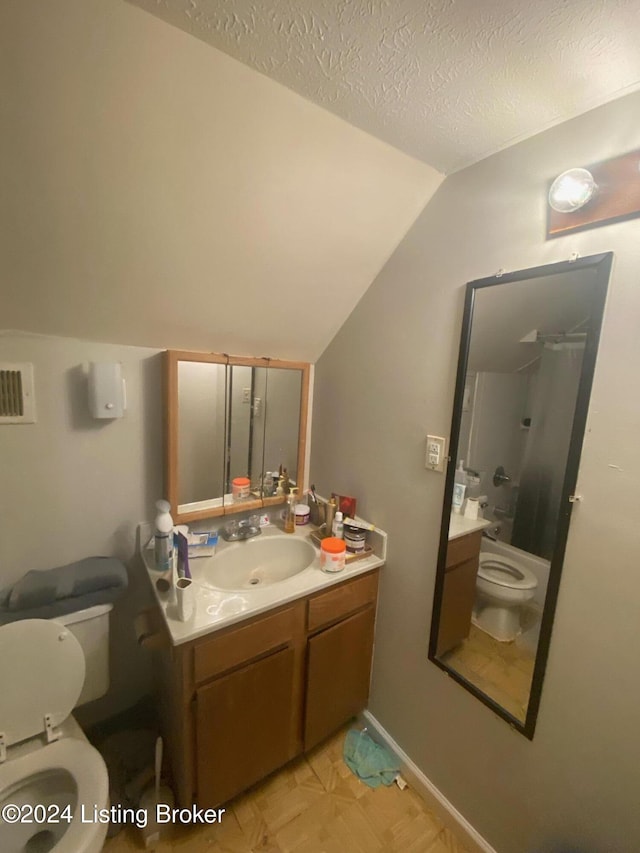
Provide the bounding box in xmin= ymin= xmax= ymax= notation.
xmin=164 ymin=350 xmax=310 ymax=524
xmin=428 ymin=252 xmax=612 ymax=738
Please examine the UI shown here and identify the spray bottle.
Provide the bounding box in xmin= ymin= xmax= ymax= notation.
xmin=154 ymin=499 xmax=174 ymax=572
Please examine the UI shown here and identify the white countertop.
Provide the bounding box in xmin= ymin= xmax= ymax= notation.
xmin=139 ymin=521 xmax=386 ymax=646
xmin=448 ymin=512 xmax=492 ymax=541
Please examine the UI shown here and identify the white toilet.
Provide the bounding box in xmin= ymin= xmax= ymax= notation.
xmin=474 ymin=553 xmax=538 ymax=642
xmin=0 ymin=605 xmax=112 ymax=853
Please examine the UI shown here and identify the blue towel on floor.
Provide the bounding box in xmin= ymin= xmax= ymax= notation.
xmin=0 ymin=557 xmax=128 ymax=624
xmin=343 ymin=729 xmax=399 ymax=788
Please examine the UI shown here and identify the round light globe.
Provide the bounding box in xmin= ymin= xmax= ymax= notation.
xmin=548 ymin=168 xmax=597 ymax=213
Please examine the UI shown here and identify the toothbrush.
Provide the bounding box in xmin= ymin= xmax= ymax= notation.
xmin=176 ymin=532 xmax=191 ymax=579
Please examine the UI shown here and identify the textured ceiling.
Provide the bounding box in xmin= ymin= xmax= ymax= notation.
xmin=130 ymin=0 xmax=640 ymax=173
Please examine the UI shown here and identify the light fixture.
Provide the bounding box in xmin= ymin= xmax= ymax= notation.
xmin=548 ymin=168 xmax=597 ymax=213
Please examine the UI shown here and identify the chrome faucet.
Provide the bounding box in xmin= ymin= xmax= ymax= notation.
xmin=220 ymin=519 xmax=262 ymax=542
xmin=492 ymin=466 xmax=512 ymax=487
xmin=482 ymin=525 xmax=501 ymax=542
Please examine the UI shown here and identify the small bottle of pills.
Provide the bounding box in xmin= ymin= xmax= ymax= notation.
xmin=320 ymin=537 xmax=346 ymax=573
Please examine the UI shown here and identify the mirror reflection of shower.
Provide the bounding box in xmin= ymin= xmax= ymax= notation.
xmin=460 ymin=328 xmax=586 ymax=560
xmin=430 ymin=257 xmax=612 ymax=731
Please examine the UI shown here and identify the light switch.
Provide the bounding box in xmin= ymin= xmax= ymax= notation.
xmin=425 ymin=435 xmax=447 ymax=473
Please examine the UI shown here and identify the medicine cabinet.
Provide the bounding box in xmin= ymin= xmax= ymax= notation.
xmin=164 ymin=350 xmax=310 ymax=523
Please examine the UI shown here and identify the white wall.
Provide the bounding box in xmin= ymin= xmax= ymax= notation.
xmin=0 ymin=331 xmax=163 ymax=723
xmin=311 ymin=91 xmax=640 ymax=852
xmin=468 ymin=371 xmax=528 ymax=516
xmin=0 ymin=0 xmax=442 ymax=364
xmin=262 ymin=369 xmax=303 ymax=483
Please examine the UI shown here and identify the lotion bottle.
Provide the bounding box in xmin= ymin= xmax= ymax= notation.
xmin=452 ymin=460 xmax=467 ymax=514
xmin=284 ymin=488 xmax=297 ymax=534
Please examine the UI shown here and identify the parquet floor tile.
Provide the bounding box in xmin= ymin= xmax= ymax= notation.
xmin=104 ymin=728 xmax=472 ymax=853
xmin=441 ymin=624 xmax=535 ymax=721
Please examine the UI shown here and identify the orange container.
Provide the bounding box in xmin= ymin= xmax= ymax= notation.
xmin=232 ymin=477 xmax=251 ymax=500
xmin=320 ymin=537 xmax=346 ymax=573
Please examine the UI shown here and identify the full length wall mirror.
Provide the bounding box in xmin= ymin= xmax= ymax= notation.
xmin=428 ymin=253 xmax=612 ymax=738
xmin=164 ymin=350 xmax=310 ymax=523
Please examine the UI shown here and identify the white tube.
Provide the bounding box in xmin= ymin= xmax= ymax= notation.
xmin=175 ymin=578 xmax=193 ymax=622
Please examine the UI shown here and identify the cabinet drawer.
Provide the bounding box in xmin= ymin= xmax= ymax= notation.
xmin=307 ymin=570 xmax=378 ymax=633
xmin=446 ymin=530 xmax=482 ymax=570
xmin=193 ymin=604 xmax=300 ymax=683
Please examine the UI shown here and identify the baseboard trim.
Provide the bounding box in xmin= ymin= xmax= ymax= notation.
xmin=361 ymin=710 xmax=497 ymax=853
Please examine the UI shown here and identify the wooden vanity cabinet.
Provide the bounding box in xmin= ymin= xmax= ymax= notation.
xmin=159 ymin=569 xmax=379 ymax=809
xmin=304 ymin=571 xmax=378 ymax=750
xmin=196 ymin=646 xmax=296 ymax=807
xmin=436 ymin=530 xmax=482 ymax=655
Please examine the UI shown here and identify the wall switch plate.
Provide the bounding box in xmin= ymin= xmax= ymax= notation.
xmin=425 ymin=435 xmax=447 ymax=473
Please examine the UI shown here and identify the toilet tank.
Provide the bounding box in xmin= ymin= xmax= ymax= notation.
xmin=53 ymin=603 xmax=113 ymax=706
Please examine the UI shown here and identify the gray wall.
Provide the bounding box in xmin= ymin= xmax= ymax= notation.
xmin=0 ymin=332 xmax=161 ymax=724
xmin=311 ymin=92 xmax=640 ymax=852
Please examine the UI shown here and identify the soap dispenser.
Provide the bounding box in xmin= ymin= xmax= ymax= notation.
xmin=284 ymin=488 xmax=297 ymax=534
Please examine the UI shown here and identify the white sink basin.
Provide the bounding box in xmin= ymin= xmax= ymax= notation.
xmin=201 ymin=534 xmax=316 ymax=590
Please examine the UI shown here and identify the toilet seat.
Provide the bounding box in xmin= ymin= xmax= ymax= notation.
xmin=0 ymin=621 xmax=109 ymax=853
xmin=0 ymin=619 xmax=85 ymax=748
xmin=0 ymin=738 xmax=108 ymax=853
xmin=478 ymin=554 xmax=537 ymax=590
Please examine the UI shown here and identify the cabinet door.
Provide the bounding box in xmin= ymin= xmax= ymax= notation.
xmin=304 ymin=606 xmax=376 ymax=751
xmin=196 ymin=646 xmax=295 ymax=808
xmin=436 ymin=557 xmax=478 ymax=655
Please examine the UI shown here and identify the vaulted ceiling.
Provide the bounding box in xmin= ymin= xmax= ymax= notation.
xmin=130 ymin=0 xmax=640 ymax=174
xmin=3 ymin=0 xmax=640 ymax=361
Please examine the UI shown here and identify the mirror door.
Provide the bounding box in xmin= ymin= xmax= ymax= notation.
xmin=165 ymin=351 xmax=310 ymax=523
xmin=428 ymin=253 xmax=612 ymax=738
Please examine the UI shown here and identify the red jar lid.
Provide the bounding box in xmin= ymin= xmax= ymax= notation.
xmin=321 ymin=537 xmax=346 ymax=554
xmin=232 ymin=477 xmax=250 ymax=487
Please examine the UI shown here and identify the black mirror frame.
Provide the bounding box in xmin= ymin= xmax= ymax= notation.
xmin=428 ymin=252 xmax=613 ymax=739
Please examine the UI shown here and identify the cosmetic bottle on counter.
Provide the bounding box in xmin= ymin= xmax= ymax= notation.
xmin=284 ymin=488 xmax=297 ymax=534
xmin=324 ymin=498 xmax=337 ymax=539
xmin=452 ymin=460 xmax=468 ymax=514
xmin=332 ymin=511 xmax=344 ymax=539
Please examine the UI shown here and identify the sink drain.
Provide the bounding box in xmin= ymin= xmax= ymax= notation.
xmin=248 ymin=577 xmax=261 ymax=586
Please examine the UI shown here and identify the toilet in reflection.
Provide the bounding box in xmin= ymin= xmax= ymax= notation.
xmin=0 ymin=607 xmax=111 ymax=853
xmin=474 ymin=553 xmax=538 ymax=642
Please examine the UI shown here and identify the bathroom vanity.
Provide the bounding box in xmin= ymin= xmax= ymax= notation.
xmin=161 ymin=569 xmax=378 ymax=808
xmin=140 ymin=523 xmax=386 ymax=809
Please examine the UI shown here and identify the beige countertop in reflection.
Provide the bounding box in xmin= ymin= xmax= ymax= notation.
xmin=448 ymin=512 xmax=492 ymax=541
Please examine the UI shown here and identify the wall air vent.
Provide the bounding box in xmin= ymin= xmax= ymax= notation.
xmin=0 ymin=363 xmax=36 ymax=424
